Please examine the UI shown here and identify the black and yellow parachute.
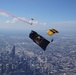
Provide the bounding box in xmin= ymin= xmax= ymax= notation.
xmin=47 ymin=28 xmax=59 ymax=36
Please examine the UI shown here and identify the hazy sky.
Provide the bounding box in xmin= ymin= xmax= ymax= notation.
xmin=0 ymin=0 xmax=76 ymax=33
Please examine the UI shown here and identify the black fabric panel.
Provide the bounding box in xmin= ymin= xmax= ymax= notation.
xmin=29 ymin=30 xmax=50 ymax=51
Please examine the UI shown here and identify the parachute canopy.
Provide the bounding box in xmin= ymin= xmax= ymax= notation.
xmin=47 ymin=28 xmax=59 ymax=36
xmin=29 ymin=30 xmax=50 ymax=51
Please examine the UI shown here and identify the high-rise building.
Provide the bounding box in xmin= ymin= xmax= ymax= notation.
xmin=11 ymin=45 xmax=15 ymax=58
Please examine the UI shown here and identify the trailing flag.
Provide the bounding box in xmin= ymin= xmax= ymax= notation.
xmin=29 ymin=30 xmax=50 ymax=51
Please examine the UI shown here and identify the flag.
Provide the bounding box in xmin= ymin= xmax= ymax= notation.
xmin=29 ymin=30 xmax=50 ymax=51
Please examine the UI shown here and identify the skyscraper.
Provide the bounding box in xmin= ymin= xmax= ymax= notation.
xmin=11 ymin=45 xmax=15 ymax=58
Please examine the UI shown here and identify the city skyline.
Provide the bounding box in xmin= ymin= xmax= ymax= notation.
xmin=0 ymin=33 xmax=76 ymax=75
xmin=0 ymin=1 xmax=76 ymax=74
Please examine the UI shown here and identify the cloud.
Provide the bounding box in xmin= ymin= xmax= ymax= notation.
xmin=40 ymin=22 xmax=47 ymax=26
xmin=0 ymin=12 xmax=47 ymax=26
xmin=29 ymin=19 xmax=47 ymax=27
xmin=51 ymin=20 xmax=76 ymax=32
xmin=6 ymin=17 xmax=30 ymax=24
xmin=0 ymin=12 xmax=9 ymax=17
xmin=52 ymin=21 xmax=76 ymax=25
xmin=20 ymin=17 xmax=27 ymax=20
xmin=6 ymin=18 xmax=18 ymax=23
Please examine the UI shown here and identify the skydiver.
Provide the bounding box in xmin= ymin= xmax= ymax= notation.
xmin=51 ymin=39 xmax=53 ymax=42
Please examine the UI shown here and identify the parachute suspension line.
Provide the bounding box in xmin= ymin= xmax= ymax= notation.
xmin=0 ymin=10 xmax=31 ymax=25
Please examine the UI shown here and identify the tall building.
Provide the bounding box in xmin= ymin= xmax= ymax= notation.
xmin=11 ymin=45 xmax=15 ymax=58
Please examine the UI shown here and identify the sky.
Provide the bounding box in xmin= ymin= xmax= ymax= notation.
xmin=0 ymin=0 xmax=76 ymax=34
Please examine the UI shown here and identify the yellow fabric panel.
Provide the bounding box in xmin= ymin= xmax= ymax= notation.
xmin=47 ymin=30 xmax=54 ymax=36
